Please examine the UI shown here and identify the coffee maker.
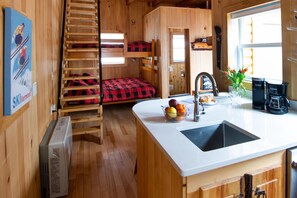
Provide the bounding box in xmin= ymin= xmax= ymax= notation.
xmin=252 ymin=77 xmax=266 ymax=110
xmin=266 ymin=81 xmax=290 ymax=115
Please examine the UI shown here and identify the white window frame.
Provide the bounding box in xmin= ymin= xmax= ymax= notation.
xmin=171 ymin=33 xmax=185 ymax=63
xmin=230 ymin=1 xmax=282 ymax=81
xmin=101 ymin=32 xmax=126 ymax=66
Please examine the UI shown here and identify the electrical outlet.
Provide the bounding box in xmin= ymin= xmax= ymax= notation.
xmin=51 ymin=104 xmax=56 ymax=112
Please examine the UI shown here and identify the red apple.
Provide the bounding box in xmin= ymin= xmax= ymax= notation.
xmin=169 ymin=99 xmax=178 ymax=108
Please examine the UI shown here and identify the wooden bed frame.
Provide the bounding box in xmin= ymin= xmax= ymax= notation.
xmin=101 ymin=33 xmax=154 ymax=57
xmin=102 ymin=36 xmax=158 ymax=105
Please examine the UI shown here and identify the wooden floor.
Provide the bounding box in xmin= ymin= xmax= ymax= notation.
xmin=67 ymin=103 xmax=137 ymax=198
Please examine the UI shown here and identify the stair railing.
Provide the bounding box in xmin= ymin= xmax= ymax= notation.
xmin=97 ymin=0 xmax=103 ymax=105
xmin=57 ymin=0 xmax=67 ymax=110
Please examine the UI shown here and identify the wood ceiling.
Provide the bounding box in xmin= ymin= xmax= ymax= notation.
xmin=127 ymin=0 xmax=211 ymax=9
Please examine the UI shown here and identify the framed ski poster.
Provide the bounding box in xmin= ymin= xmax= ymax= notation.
xmin=4 ymin=8 xmax=32 ymax=116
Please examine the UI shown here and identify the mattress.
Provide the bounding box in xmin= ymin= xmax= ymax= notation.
xmin=65 ymin=75 xmax=155 ymax=104
xmin=127 ymin=41 xmax=151 ymax=52
xmin=65 ymin=74 xmax=99 ymax=105
xmin=102 ymin=77 xmax=155 ymax=103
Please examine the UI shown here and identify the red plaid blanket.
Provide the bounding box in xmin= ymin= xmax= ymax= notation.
xmin=128 ymin=41 xmax=151 ymax=52
xmin=102 ymin=77 xmax=155 ymax=103
xmin=65 ymin=75 xmax=155 ymax=104
xmin=65 ymin=73 xmax=99 ymax=105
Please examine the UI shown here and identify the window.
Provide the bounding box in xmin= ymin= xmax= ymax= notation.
xmin=101 ymin=33 xmax=125 ymax=65
xmin=171 ymin=34 xmax=185 ymax=63
xmin=229 ymin=2 xmax=282 ymax=81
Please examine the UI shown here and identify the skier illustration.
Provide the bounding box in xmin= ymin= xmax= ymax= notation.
xmin=12 ymin=23 xmax=25 ymax=46
xmin=19 ymin=46 xmax=27 ymax=65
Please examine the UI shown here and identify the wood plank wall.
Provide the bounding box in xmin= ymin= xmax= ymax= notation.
xmin=212 ymin=0 xmax=295 ymax=99
xmin=0 ymin=0 xmax=63 ymax=197
xmin=101 ymin=0 xmax=152 ymax=80
xmin=282 ymin=0 xmax=297 ymax=99
xmin=144 ymin=7 xmax=212 ymax=98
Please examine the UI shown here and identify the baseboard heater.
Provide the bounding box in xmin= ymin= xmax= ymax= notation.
xmin=39 ymin=116 xmax=72 ymax=198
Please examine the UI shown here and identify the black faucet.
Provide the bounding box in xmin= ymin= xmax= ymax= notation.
xmin=194 ymin=72 xmax=219 ymax=122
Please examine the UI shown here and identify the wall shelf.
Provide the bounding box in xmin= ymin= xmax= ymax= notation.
xmin=191 ymin=42 xmax=212 ymax=50
xmin=191 ymin=37 xmax=212 ymax=51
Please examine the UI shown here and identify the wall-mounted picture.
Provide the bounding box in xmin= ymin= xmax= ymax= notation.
xmin=4 ymin=8 xmax=32 ymax=116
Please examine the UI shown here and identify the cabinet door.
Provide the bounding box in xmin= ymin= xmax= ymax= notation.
xmin=199 ymin=176 xmax=243 ymax=198
xmin=245 ymin=165 xmax=282 ymax=198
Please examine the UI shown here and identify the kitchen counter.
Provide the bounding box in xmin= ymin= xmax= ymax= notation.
xmin=132 ymin=95 xmax=297 ymax=176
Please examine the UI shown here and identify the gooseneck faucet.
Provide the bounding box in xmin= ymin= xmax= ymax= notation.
xmin=194 ymin=72 xmax=219 ymax=122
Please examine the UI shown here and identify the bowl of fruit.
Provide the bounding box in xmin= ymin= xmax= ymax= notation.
xmin=163 ymin=99 xmax=187 ymax=122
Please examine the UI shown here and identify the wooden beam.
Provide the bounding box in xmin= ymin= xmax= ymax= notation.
xmin=175 ymin=0 xmax=209 ymax=8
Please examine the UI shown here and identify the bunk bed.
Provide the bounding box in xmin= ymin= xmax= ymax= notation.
xmin=101 ymin=33 xmax=153 ymax=58
xmin=66 ymin=35 xmax=157 ymax=105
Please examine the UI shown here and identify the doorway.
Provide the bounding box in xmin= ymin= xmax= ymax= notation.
xmin=168 ymin=28 xmax=190 ymax=96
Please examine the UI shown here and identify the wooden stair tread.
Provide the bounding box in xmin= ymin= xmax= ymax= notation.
xmin=63 ymin=67 xmax=99 ymax=70
xmin=63 ymin=75 xmax=99 ymax=80
xmin=67 ymin=10 xmax=97 ymax=15
xmin=67 ymin=48 xmax=98 ymax=52
xmin=67 ymin=16 xmax=98 ymax=21
xmin=72 ymin=126 xmax=101 ymax=135
xmin=66 ymin=40 xmax=98 ymax=44
xmin=64 ymin=57 xmax=98 ymax=61
xmin=63 ymin=85 xmax=99 ymax=91
xmin=68 ymin=2 xmax=97 ymax=8
xmin=60 ymin=104 xmax=100 ymax=113
xmin=62 ymin=95 xmax=100 ymax=102
xmin=65 ymin=32 xmax=98 ymax=36
xmin=71 ymin=115 xmax=102 ymax=123
xmin=70 ymin=0 xmax=96 ymax=3
xmin=66 ymin=24 xmax=98 ymax=29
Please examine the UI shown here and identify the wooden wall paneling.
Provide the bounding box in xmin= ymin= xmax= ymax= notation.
xmin=0 ymin=0 xmax=63 ymax=197
xmin=190 ymin=51 xmax=213 ymax=91
xmin=101 ymin=0 xmax=151 ymax=80
xmin=101 ymin=0 xmax=127 ymax=32
xmin=136 ymin=121 xmax=185 ymax=198
xmin=144 ymin=7 xmax=212 ymax=98
xmin=282 ymin=0 xmax=297 ymax=99
xmin=143 ymin=8 xmax=162 ymax=95
xmin=128 ymin=1 xmax=152 ymax=41
xmin=0 ymin=131 xmax=9 ymax=197
xmin=36 ymin=0 xmax=53 ymax=138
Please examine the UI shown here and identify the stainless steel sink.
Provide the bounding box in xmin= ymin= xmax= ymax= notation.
xmin=180 ymin=121 xmax=260 ymax=151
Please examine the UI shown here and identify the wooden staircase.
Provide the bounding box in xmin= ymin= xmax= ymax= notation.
xmin=59 ymin=0 xmax=103 ymax=144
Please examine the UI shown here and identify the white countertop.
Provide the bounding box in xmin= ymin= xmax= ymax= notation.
xmin=132 ymin=95 xmax=297 ymax=176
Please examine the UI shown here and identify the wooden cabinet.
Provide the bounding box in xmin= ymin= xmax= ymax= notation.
xmin=197 ymin=165 xmax=283 ymax=198
xmin=199 ymin=176 xmax=242 ymax=198
xmin=246 ymin=165 xmax=282 ymax=198
xmin=136 ymin=120 xmax=286 ymax=198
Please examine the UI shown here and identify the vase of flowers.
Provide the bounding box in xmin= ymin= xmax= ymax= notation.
xmin=224 ymin=66 xmax=248 ymax=106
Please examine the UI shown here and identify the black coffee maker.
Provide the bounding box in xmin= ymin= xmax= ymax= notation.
xmin=266 ymin=81 xmax=290 ymax=115
xmin=252 ymin=77 xmax=266 ymax=110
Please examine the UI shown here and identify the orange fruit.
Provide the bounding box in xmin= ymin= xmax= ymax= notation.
xmin=176 ymin=103 xmax=186 ymax=110
xmin=177 ymin=109 xmax=186 ymax=116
